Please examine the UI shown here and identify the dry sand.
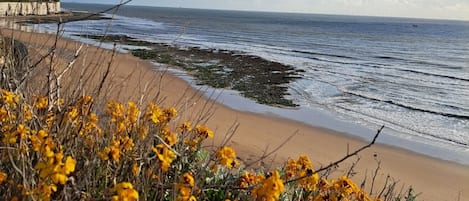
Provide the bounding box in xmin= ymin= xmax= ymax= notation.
xmin=2 ymin=28 xmax=468 ymax=201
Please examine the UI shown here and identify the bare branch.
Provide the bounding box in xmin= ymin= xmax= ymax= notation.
xmin=286 ymin=125 xmax=384 ymax=184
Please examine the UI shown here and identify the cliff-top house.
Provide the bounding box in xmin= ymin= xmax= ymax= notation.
xmin=0 ymin=0 xmax=60 ymax=16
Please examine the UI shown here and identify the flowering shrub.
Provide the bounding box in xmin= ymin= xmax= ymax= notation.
xmin=0 ymin=88 xmax=403 ymax=201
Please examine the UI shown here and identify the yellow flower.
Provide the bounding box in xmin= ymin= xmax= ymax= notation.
xmin=216 ymin=146 xmax=239 ymax=169
xmin=109 ymin=147 xmax=121 ymax=161
xmin=317 ymin=178 xmax=330 ymax=189
xmin=194 ymin=125 xmax=214 ymax=139
xmin=117 ymin=121 xmax=126 ymax=133
xmin=2 ymin=132 xmax=17 ymax=144
xmin=57 ymin=98 xmax=65 ymax=107
xmin=152 ymin=144 xmax=177 ymax=172
xmin=332 ymin=176 xmax=359 ymax=196
xmin=119 ymin=136 xmax=134 ymax=152
xmin=354 ymin=189 xmax=372 ymax=201
xmin=184 ymin=139 xmax=199 ymax=151
xmin=82 ymin=95 xmax=92 ymax=105
xmin=34 ymin=182 xmax=57 ymax=201
xmin=163 ymin=131 xmax=178 ymax=146
xmin=2 ymin=124 xmax=29 ymax=144
xmin=16 ymin=124 xmax=29 ymax=140
xmin=126 ymin=101 xmax=139 ymax=123
xmin=98 ymin=140 xmax=123 ymax=162
xmin=285 ymin=155 xmax=318 ymax=191
xmin=138 ymin=125 xmax=148 ymax=140
xmin=252 ymin=171 xmax=285 ymax=201
xmin=51 ymin=173 xmax=67 ymax=185
xmin=176 ymin=173 xmax=196 ymax=201
xmin=0 ymin=107 xmax=8 ymax=122
xmin=63 ymin=156 xmax=76 ymax=174
xmin=68 ymin=107 xmax=79 ymax=122
xmin=239 ymin=172 xmax=264 ymax=188
xmin=30 ymin=130 xmax=47 ymax=152
xmin=2 ymin=89 xmax=19 ymax=107
xmin=34 ymin=153 xmax=76 ymax=185
xmin=107 ymin=101 xmax=124 ymax=122
xmin=132 ymin=163 xmax=140 ymax=176
xmin=98 ymin=147 xmax=111 ymax=161
xmin=42 ymin=138 xmax=56 ymax=158
xmin=89 ymin=112 xmax=99 ymax=123
xmin=111 ymin=182 xmax=139 ymax=201
xmin=176 ymin=187 xmax=192 ymax=201
xmin=159 ymin=107 xmax=177 ymax=124
xmin=181 ymin=172 xmax=195 ymax=187
xmin=36 ymin=96 xmax=48 ymax=110
xmin=22 ymin=104 xmax=33 ymax=121
xmin=99 ymin=146 xmax=118 ymax=161
xmin=178 ymin=121 xmax=192 ymax=133
xmin=0 ymin=171 xmax=7 ymax=184
xmin=146 ymin=103 xmax=162 ymax=124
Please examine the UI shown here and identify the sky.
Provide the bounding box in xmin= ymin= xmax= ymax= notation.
xmin=61 ymin=0 xmax=469 ymax=21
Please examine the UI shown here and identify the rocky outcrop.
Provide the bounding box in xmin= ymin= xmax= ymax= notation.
xmin=0 ymin=2 xmax=60 ymax=16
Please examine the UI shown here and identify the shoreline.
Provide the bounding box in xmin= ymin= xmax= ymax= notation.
xmin=2 ymin=28 xmax=468 ymax=201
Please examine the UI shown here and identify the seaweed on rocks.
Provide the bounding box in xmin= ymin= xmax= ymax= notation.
xmin=79 ymin=34 xmax=303 ymax=107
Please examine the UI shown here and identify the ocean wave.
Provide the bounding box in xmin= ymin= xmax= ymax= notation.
xmin=334 ymin=104 xmax=469 ymax=147
xmin=342 ymin=89 xmax=469 ymax=120
xmin=291 ymin=49 xmax=357 ymax=60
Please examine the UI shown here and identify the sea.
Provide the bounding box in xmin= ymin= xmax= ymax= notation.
xmin=26 ymin=3 xmax=469 ymax=164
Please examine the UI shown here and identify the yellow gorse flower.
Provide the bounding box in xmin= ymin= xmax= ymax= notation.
xmin=0 ymin=106 xmax=8 ymax=122
xmin=285 ymin=155 xmax=319 ymax=191
xmin=332 ymin=176 xmax=359 ymax=197
xmin=126 ymin=101 xmax=140 ymax=123
xmin=112 ymin=182 xmax=139 ymax=201
xmin=216 ymin=146 xmax=239 ymax=169
xmin=2 ymin=89 xmax=19 ymax=107
xmin=152 ymin=144 xmax=177 ymax=172
xmin=194 ymin=125 xmax=214 ymax=139
xmin=99 ymin=145 xmax=121 ymax=161
xmin=181 ymin=172 xmax=195 ymax=187
xmin=177 ymin=173 xmax=196 ymax=201
xmin=145 ymin=103 xmax=163 ymax=124
xmin=132 ymin=163 xmax=140 ymax=176
xmin=35 ymin=96 xmax=48 ymax=110
xmin=34 ymin=182 xmax=57 ymax=201
xmin=239 ymin=171 xmax=264 ymax=188
xmin=2 ymin=124 xmax=29 ymax=144
xmin=178 ymin=121 xmax=192 ymax=133
xmin=107 ymin=101 xmax=125 ymax=122
xmin=34 ymin=152 xmax=76 ymax=185
xmin=252 ymin=171 xmax=285 ymax=201
xmin=22 ymin=104 xmax=32 ymax=121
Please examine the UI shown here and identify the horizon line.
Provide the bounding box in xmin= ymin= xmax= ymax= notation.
xmin=62 ymin=1 xmax=469 ymax=22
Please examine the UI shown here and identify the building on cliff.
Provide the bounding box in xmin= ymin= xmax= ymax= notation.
xmin=0 ymin=0 xmax=60 ymax=16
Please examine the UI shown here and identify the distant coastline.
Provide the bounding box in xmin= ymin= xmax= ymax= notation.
xmin=0 ymin=11 xmax=110 ymax=24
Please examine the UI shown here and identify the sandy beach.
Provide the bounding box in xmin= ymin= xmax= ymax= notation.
xmin=2 ymin=28 xmax=468 ymax=201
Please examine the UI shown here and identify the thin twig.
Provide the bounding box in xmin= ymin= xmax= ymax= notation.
xmin=244 ymin=131 xmax=298 ymax=168
xmin=286 ymin=125 xmax=384 ymax=184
